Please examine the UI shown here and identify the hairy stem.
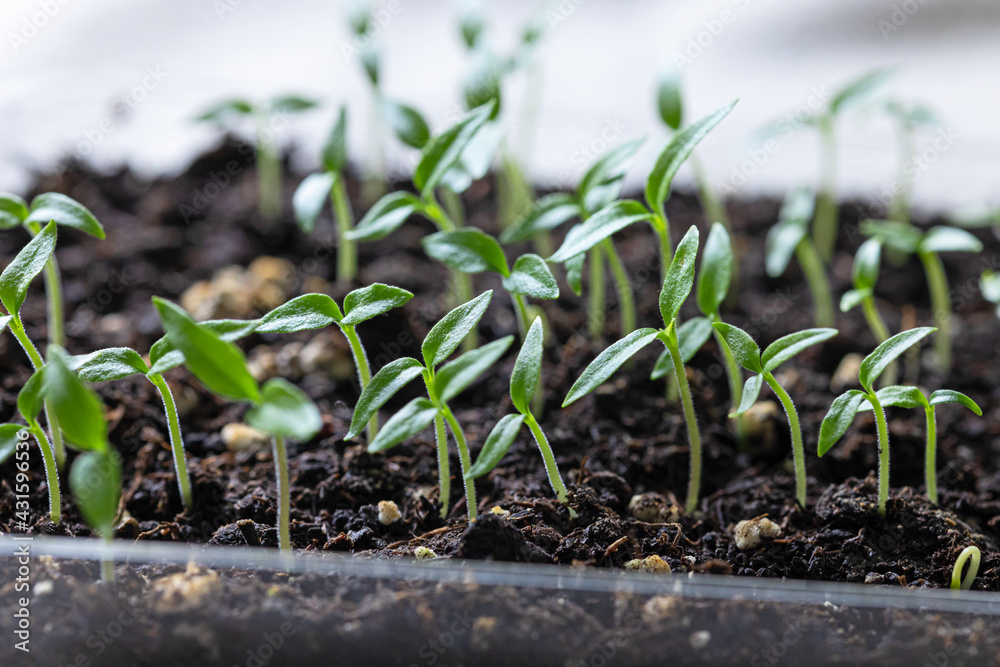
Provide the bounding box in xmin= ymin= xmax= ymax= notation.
xmin=441 ymin=405 xmax=477 ymax=520
xmin=525 ymin=413 xmax=568 ymax=503
xmin=653 ymin=215 xmax=672 ymax=284
xmin=919 ymin=250 xmax=952 ymax=372
xmin=29 ymin=423 xmax=61 ymax=523
xmin=588 ymin=245 xmax=606 ymax=339
xmin=331 ymin=174 xmax=357 ymax=283
xmin=714 ymin=328 xmax=747 ymax=448
xmin=602 ymin=238 xmax=636 ymax=337
xmin=764 ymin=373 xmax=807 ymax=508
xmin=8 ymin=317 xmax=64 ymax=468
xmin=814 ymin=114 xmax=839 ymax=262
xmin=27 ymin=220 xmax=66 ymax=349
xmin=149 ymin=374 xmax=193 ymax=509
xmin=342 ymin=324 xmax=377 ymax=441
xmin=434 ymin=413 xmax=450 ymax=519
xmin=868 ymin=390 xmax=891 ymax=516
xmin=272 ymin=434 xmax=291 ymax=551
xmin=925 ymin=406 xmax=938 ymax=504
xmin=665 ymin=332 xmax=702 ymax=514
xmin=795 ymin=240 xmax=835 ymax=328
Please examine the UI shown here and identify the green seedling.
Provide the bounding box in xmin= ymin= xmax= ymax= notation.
xmin=153 ymin=298 xmax=321 ymax=552
xmin=818 ymin=327 xmax=936 ymax=515
xmin=882 ymin=100 xmax=939 ymax=227
xmin=347 ymin=291 xmax=513 ymax=520
xmin=841 ymin=238 xmax=894 ymax=384
xmin=980 ymin=270 xmax=1000 ymax=317
xmin=148 ymin=286 xmax=412 ymax=445
xmin=0 ymin=192 xmax=105 ymax=348
xmin=855 ymin=385 xmax=980 ymax=504
xmin=862 ymin=219 xmax=983 ymax=371
xmin=347 ymin=102 xmax=497 ymax=345
xmin=196 ymin=95 xmax=319 ymax=219
xmin=45 ymin=347 xmax=122 ymax=581
xmin=713 ymin=323 xmax=838 ymax=507
xmin=563 ymin=226 xmax=706 ymax=513
xmin=763 ymin=68 xmax=892 ymax=260
xmin=951 ymin=545 xmax=981 ymax=590
xmin=0 ymin=221 xmax=67 ymax=467
xmin=656 ymin=67 xmax=731 ymax=235
xmin=468 ymin=317 xmax=569 ymax=503
xmin=293 ymin=106 xmax=357 ymax=283
xmin=0 ymin=371 xmax=60 ymax=523
xmin=766 ymin=187 xmax=835 ymax=327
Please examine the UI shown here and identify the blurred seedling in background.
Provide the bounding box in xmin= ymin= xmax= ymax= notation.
xmin=841 ymin=238 xmax=894 ymax=383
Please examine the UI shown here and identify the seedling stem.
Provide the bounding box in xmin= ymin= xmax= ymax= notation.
xmin=331 ymin=177 xmax=356 ymax=283
xmin=763 ymin=373 xmax=807 ymax=506
xmin=272 ymin=434 xmax=291 ymax=552
xmin=148 ymin=373 xmax=193 ymax=508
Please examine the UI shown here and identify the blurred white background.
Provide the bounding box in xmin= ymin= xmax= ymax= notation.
xmin=0 ymin=0 xmax=998 ymax=213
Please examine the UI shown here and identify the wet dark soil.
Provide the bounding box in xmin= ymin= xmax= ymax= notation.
xmin=3 ymin=140 xmax=1000 ymax=665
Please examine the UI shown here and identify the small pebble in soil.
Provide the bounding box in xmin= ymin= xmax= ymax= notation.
xmin=640 ymin=595 xmax=680 ymax=625
xmin=628 ymin=493 xmax=681 ymax=523
xmin=689 ymin=630 xmax=711 ymax=650
xmin=741 ymin=401 xmax=779 ymax=443
xmin=831 ymin=353 xmax=863 ymax=391
xmin=732 ymin=516 xmax=782 ymax=550
xmin=151 ymin=563 xmax=222 ymax=614
xmin=221 ymin=423 xmax=269 ymax=452
xmin=624 ymin=555 xmax=672 ymax=574
xmin=490 ymin=505 xmax=511 ymax=518
xmin=377 ymin=500 xmax=402 ymax=525
xmin=414 ymin=546 xmax=437 ymax=560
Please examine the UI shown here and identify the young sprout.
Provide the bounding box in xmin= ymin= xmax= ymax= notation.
xmin=980 ymin=270 xmax=1000 ymax=317
xmin=468 ymin=317 xmax=569 ymax=503
xmin=713 ymin=323 xmax=838 ymax=507
xmin=951 ymin=545 xmax=981 ymax=590
xmin=0 ymin=221 xmax=67 ymax=466
xmin=153 ymin=298 xmax=321 ymax=552
xmin=841 ymin=238 xmax=894 ymax=384
xmin=855 ymin=385 xmax=980 ymax=504
xmin=563 ymin=226 xmax=705 ymax=513
xmin=45 ymin=347 xmax=122 ymax=581
xmin=766 ymin=187 xmax=835 ymax=327
xmin=656 ymin=67 xmax=731 ymax=235
xmin=763 ymin=68 xmax=892 ymax=260
xmin=862 ymin=219 xmax=983 ymax=371
xmin=0 ymin=370 xmax=60 ymax=523
xmin=293 ymin=106 xmax=357 ymax=283
xmin=817 ymin=327 xmax=936 ymax=515
xmin=421 ymin=227 xmax=557 ymax=338
xmin=196 ymin=95 xmax=318 ymax=219
xmin=347 ymin=102 xmax=497 ymax=343
xmin=347 ymin=291 xmax=514 ymax=520
xmin=0 ymin=192 xmax=105 ymax=348
xmin=882 ymin=100 xmax=939 ymax=226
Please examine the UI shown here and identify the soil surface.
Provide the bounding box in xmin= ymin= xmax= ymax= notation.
xmin=3 ymin=141 xmax=1000 ymax=665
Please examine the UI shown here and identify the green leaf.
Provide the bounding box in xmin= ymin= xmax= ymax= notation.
xmin=347 ymin=357 xmax=425 ymax=439
xmin=434 ymin=336 xmax=514 ymax=403
xmin=711 ymin=322 xmax=762 ymax=373
xmin=929 ymin=390 xmax=982 ymax=416
xmin=292 ymin=172 xmax=336 ymax=234
xmin=852 ymin=238 xmax=882 ymax=291
xmin=761 ymin=328 xmax=837 ymax=373
xmin=26 ymin=192 xmax=105 ymax=239
xmin=342 ymin=283 xmax=413 ymax=326
xmin=919 ymin=227 xmax=983 ymax=254
xmin=576 ymin=138 xmax=644 ymax=214
xmin=462 ymin=54 xmax=503 ymax=115
xmin=413 ymin=102 xmax=494 ymax=196
xmin=257 ymin=293 xmax=342 ymax=333
xmin=0 ymin=193 xmax=28 ymax=228
xmin=730 ymin=373 xmax=764 ymax=417
xmin=859 ymin=327 xmax=936 ymax=392
xmin=322 ymin=106 xmax=348 ymax=173
xmin=500 ymin=193 xmax=580 ymax=244
xmin=696 ymin=222 xmax=732 ymax=317
xmin=382 ymin=99 xmax=430 ymax=149
xmin=565 ymin=253 xmax=584 ymax=296
xmin=0 ymin=424 xmax=24 ymax=465
xmin=153 ymin=297 xmax=260 ymax=402
xmin=650 ymin=316 xmax=713 ymax=380
xmin=245 ymin=378 xmax=322 ymax=441
xmin=70 ymin=347 xmax=150 ymax=382
xmin=982 ymin=270 xmax=1000 ymax=306
xmin=830 ymin=68 xmax=893 ymax=115
xmin=422 ymin=228 xmax=509 ymax=275
xmin=766 ymin=188 xmax=813 ymax=278
xmin=659 ymin=225 xmax=700 ymax=326
xmin=779 ymin=185 xmax=816 ymax=225
xmin=839 ymin=288 xmax=871 ymax=313
xmin=367 ymin=398 xmax=439 ymax=453
xmin=195 ymin=99 xmax=254 ymax=122
xmin=345 ymin=191 xmax=424 ymax=241
xmin=467 ymin=414 xmax=526 ymax=479
xmin=458 ymin=0 xmax=485 ymax=49
xmin=360 ymin=43 xmax=379 ymax=86
xmin=503 ymin=254 xmax=559 ymax=299
xmin=818 ymin=390 xmax=868 ymax=456
xmin=862 ymin=219 xmax=921 ymax=254
xmin=656 ymin=67 xmax=683 ymax=130
xmin=549 ymin=200 xmax=652 ymax=263
xmin=17 ymin=369 xmax=45 ymax=423
xmin=422 ymin=290 xmax=493 ymax=369
xmin=645 ymin=101 xmax=736 ymax=215
xmin=857 ymin=385 xmax=928 ymax=411
xmin=270 ymin=95 xmax=319 ymax=114
xmin=70 ymin=448 xmax=122 ymax=538
xmin=440 ymin=121 xmax=503 ymax=193
xmin=563 ymin=329 xmax=660 ymax=406
xmin=0 ymin=220 xmax=56 ymax=318
xmin=510 ymin=318 xmax=544 ymax=414
xmin=43 ymin=348 xmax=109 ymax=452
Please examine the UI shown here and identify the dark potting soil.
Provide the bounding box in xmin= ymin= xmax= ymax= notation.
xmin=3 ymin=140 xmax=1000 ymax=665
